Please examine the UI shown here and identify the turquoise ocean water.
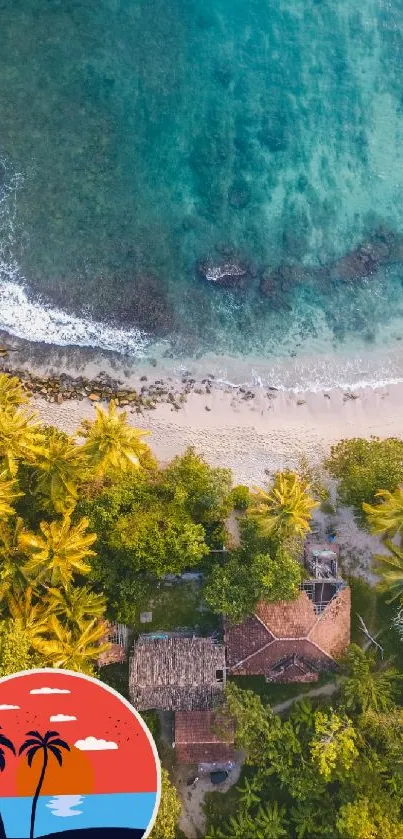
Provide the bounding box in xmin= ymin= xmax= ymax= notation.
xmin=2 ymin=0 xmax=403 ymax=387
xmin=0 ymin=793 xmax=156 ymax=837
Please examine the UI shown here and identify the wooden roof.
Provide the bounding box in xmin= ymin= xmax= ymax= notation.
xmin=129 ymin=637 xmax=226 ymax=711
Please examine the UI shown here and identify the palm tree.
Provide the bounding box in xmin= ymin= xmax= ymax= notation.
xmin=0 ymin=406 xmax=44 ymax=476
xmin=32 ymin=428 xmax=88 ymax=513
xmin=363 ymin=487 xmax=403 ymax=539
xmin=78 ymin=400 xmax=151 ymax=475
xmin=0 ymin=727 xmax=15 ymax=839
xmin=0 ymin=373 xmax=29 ymax=409
xmin=0 ymin=473 xmax=23 ymax=519
xmin=0 ymin=518 xmax=30 ymax=602
xmin=341 ymin=644 xmax=397 ymax=712
xmin=46 ymin=584 xmax=106 ymax=630
xmin=250 ymin=471 xmax=318 ymax=540
xmin=19 ymin=516 xmax=96 ymax=588
xmin=33 ymin=614 xmax=110 ymax=674
xmin=236 ymin=776 xmax=261 ymax=811
xmin=7 ymin=587 xmax=52 ymax=645
xmin=254 ymin=802 xmax=288 ymax=839
xmin=290 ymin=697 xmax=315 ymax=735
xmin=19 ymin=730 xmax=69 ymax=839
xmin=373 ymin=541 xmax=403 ymax=602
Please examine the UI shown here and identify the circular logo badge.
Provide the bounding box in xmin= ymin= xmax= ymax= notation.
xmin=0 ymin=669 xmax=160 ymax=839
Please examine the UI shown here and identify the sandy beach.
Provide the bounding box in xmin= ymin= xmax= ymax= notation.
xmin=32 ymin=379 xmax=403 ymax=487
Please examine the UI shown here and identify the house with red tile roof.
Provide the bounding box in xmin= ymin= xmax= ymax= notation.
xmin=225 ymin=542 xmax=350 ymax=683
xmin=174 ymin=710 xmax=235 ymax=764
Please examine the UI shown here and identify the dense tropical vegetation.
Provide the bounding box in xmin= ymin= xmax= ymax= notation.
xmin=1 ymin=375 xmax=403 ymax=837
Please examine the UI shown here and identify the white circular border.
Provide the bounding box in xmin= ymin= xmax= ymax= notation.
xmin=0 ymin=668 xmax=161 ymax=839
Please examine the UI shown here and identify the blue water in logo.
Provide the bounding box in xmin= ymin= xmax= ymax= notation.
xmin=0 ymin=793 xmax=157 ymax=838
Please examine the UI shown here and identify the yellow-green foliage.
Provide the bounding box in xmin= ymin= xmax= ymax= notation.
xmin=78 ymin=400 xmax=153 ymax=475
xmin=150 ymin=768 xmax=181 ymax=839
xmin=363 ymin=486 xmax=403 ymax=538
xmin=250 ymin=470 xmax=318 ymax=539
xmin=310 ymin=711 xmax=358 ymax=782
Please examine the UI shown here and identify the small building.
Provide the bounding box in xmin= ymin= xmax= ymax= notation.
xmin=98 ymin=622 xmax=130 ymax=667
xmin=129 ymin=636 xmax=226 ymax=711
xmin=174 ymin=711 xmax=235 ymax=765
xmin=225 ymin=541 xmax=350 ymax=683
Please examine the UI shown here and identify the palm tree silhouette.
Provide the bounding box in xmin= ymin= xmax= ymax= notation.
xmin=19 ymin=730 xmax=70 ymax=839
xmin=0 ymin=726 xmax=16 ymax=839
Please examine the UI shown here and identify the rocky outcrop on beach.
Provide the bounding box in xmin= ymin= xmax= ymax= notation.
xmin=0 ymin=362 xmax=219 ymax=414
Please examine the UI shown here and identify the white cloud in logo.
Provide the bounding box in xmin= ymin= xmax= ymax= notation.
xmin=0 ymin=704 xmax=20 ymax=710
xmin=30 ymin=687 xmax=71 ymax=695
xmin=50 ymin=714 xmax=76 ymax=722
xmin=46 ymin=795 xmax=84 ymax=817
xmin=74 ymin=735 xmax=118 ymax=751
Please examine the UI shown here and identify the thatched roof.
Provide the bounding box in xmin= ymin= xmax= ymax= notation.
xmin=129 ymin=637 xmax=226 ymax=711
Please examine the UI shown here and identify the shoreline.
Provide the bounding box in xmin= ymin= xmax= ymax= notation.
xmin=1 ymin=334 xmax=403 ymax=486
xmin=27 ymin=373 xmax=403 ymax=487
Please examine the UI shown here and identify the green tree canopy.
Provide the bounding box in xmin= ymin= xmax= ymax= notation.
xmin=161 ymin=447 xmax=232 ymax=528
xmin=341 ymin=644 xmax=397 ymax=713
xmin=336 ymin=797 xmax=403 ymax=839
xmin=204 ymin=548 xmax=302 ymax=622
xmin=326 ymin=437 xmax=403 ymax=518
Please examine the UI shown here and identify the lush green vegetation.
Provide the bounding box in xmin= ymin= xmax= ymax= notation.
xmin=204 ymin=678 xmax=403 ymax=839
xmin=3 ymin=372 xmax=403 ymax=837
xmin=326 ymin=437 xmax=403 ymax=519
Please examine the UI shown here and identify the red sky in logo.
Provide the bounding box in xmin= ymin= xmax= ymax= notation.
xmin=0 ymin=670 xmax=158 ymax=797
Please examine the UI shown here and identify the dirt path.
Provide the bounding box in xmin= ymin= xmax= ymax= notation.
xmin=272 ymin=680 xmax=339 ymax=715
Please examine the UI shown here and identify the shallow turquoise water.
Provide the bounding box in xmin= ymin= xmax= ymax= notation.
xmin=2 ymin=0 xmax=403 ymax=380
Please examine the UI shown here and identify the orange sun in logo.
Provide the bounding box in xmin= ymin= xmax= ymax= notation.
xmin=16 ymin=746 xmax=94 ymax=796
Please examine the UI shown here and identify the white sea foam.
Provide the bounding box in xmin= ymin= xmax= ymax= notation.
xmin=0 ymin=278 xmax=150 ymax=356
xmin=1 ymin=157 xmax=403 ymax=391
xmin=0 ymin=158 xmax=150 ymax=357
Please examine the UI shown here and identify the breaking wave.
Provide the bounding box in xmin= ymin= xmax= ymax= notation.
xmin=0 ymin=277 xmax=150 ymax=356
xmin=0 ymin=159 xmax=149 ymax=356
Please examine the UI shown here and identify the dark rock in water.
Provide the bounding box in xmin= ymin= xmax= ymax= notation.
xmin=371 ymin=227 xmax=403 ymax=263
xmin=260 ymin=264 xmax=315 ymax=298
xmin=329 ymin=228 xmax=403 ymax=282
xmin=197 ymin=258 xmax=251 ymax=289
xmin=228 ymin=179 xmax=251 ymax=209
xmin=331 ymin=244 xmax=378 ymax=281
